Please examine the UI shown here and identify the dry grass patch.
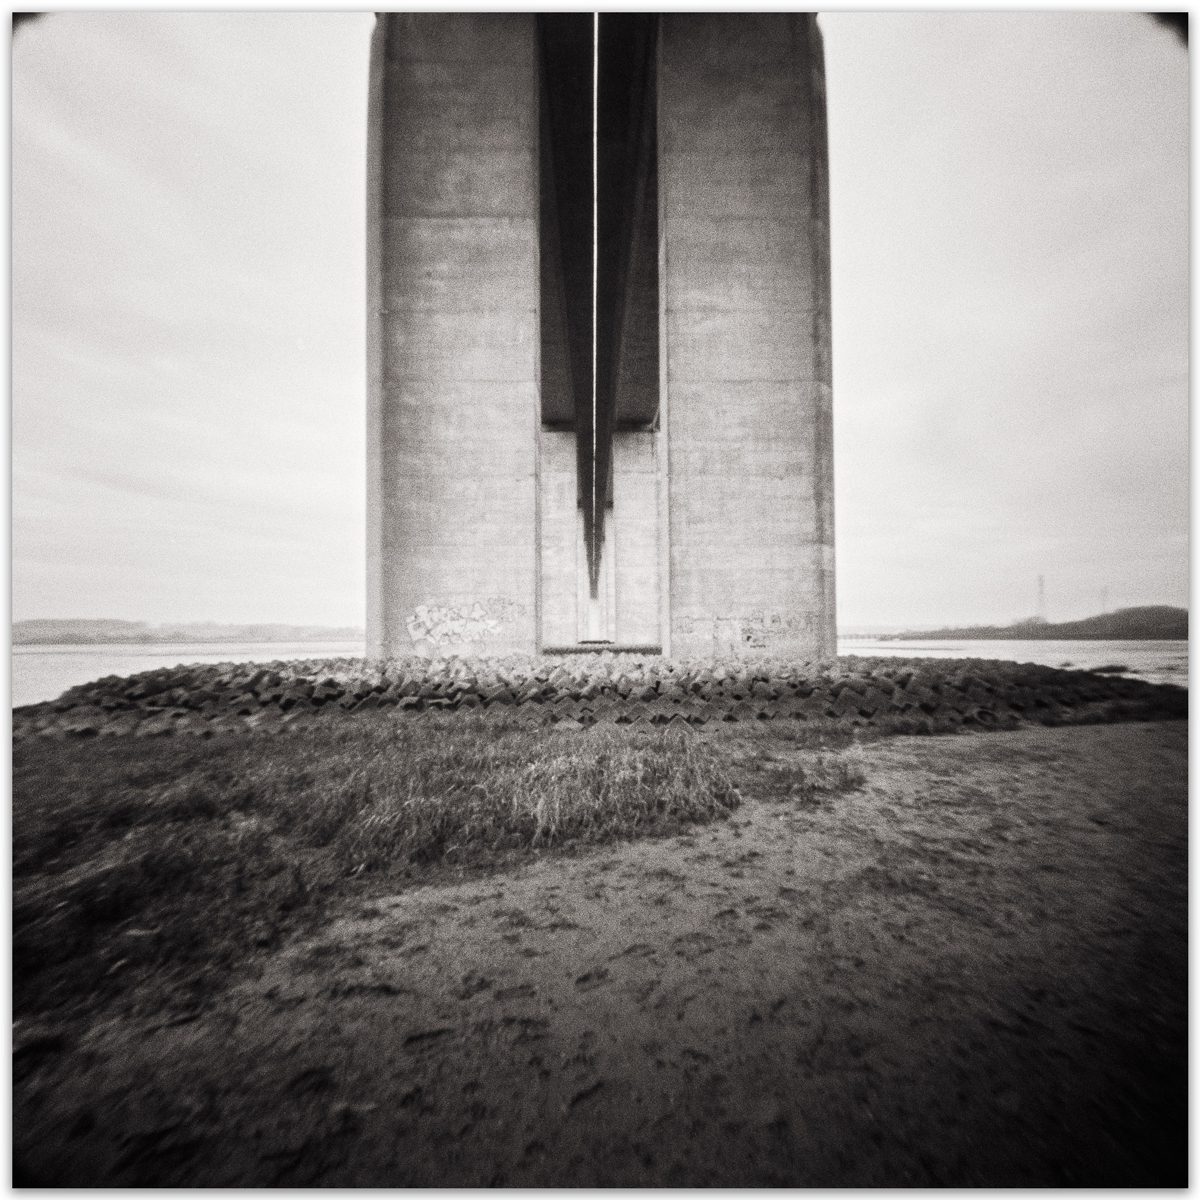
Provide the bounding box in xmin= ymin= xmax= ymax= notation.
xmin=761 ymin=750 xmax=869 ymax=809
xmin=14 ymin=714 xmax=739 ymax=1021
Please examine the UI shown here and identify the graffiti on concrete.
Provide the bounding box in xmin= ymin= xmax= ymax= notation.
xmin=406 ymin=601 xmax=502 ymax=657
xmin=677 ymin=611 xmax=819 ymax=654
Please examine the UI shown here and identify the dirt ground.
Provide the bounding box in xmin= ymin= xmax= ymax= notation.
xmin=13 ymin=720 xmax=1187 ymax=1186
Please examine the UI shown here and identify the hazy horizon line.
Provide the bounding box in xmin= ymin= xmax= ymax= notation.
xmin=13 ymin=602 xmax=1188 ymax=636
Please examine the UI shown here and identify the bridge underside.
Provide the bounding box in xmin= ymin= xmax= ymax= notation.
xmin=538 ymin=15 xmax=659 ymax=592
xmin=367 ymin=13 xmax=835 ymax=659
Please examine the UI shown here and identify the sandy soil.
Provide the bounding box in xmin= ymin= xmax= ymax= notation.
xmin=13 ymin=720 xmax=1187 ymax=1186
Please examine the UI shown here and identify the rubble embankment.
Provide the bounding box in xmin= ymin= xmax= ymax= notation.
xmin=12 ymin=654 xmax=1187 ymax=739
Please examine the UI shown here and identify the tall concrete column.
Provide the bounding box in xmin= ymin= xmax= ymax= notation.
xmin=368 ymin=14 xmax=836 ymax=662
xmin=659 ymin=14 xmax=835 ymax=659
xmin=366 ymin=14 xmax=541 ymax=658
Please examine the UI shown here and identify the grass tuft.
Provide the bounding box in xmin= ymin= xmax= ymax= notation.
xmin=761 ymin=750 xmax=869 ymax=809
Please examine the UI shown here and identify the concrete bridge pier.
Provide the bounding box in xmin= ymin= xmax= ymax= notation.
xmin=367 ymin=13 xmax=835 ymax=661
xmin=659 ymin=14 xmax=835 ymax=658
xmin=366 ymin=15 xmax=541 ymax=659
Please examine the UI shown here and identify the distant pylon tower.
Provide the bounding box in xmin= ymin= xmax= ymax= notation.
xmin=1036 ymin=574 xmax=1046 ymax=622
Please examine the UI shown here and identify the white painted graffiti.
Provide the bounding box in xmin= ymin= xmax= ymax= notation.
xmin=406 ymin=601 xmax=501 ymax=656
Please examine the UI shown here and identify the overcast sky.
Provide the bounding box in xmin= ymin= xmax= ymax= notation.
xmin=11 ymin=10 xmax=1188 ymax=630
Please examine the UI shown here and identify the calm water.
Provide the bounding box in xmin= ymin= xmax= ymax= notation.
xmin=11 ymin=642 xmax=365 ymax=708
xmin=839 ymin=638 xmax=1188 ymax=689
xmin=9 ymin=637 xmax=1187 ymax=708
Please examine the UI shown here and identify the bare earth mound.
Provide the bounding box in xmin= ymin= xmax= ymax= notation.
xmin=13 ymin=720 xmax=1186 ymax=1186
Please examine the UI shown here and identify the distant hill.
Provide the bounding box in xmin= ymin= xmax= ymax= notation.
xmin=13 ymin=619 xmax=365 ymax=646
xmin=885 ymin=606 xmax=1187 ymax=642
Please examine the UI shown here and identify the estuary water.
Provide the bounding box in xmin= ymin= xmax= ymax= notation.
xmin=11 ymin=641 xmax=365 ymax=709
xmin=839 ymin=638 xmax=1188 ymax=690
xmin=9 ymin=637 xmax=1187 ymax=709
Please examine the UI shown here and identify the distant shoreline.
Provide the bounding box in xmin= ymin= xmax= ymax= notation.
xmin=12 ymin=606 xmax=1187 ymax=647
xmin=881 ymin=633 xmax=1187 ymax=643
xmin=13 ymin=637 xmax=366 ymax=647
xmin=880 ymin=605 xmax=1186 ymax=643
xmin=13 ymin=621 xmax=364 ymax=647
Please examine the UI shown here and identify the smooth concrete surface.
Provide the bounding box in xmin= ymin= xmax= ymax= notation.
xmin=577 ymin=508 xmax=616 ymax=643
xmin=367 ymin=14 xmax=539 ymax=658
xmin=537 ymin=430 xmax=579 ymax=649
xmin=365 ymin=17 xmax=385 ymax=657
xmin=538 ymin=432 xmax=658 ymax=650
xmin=612 ymin=432 xmax=661 ymax=646
xmin=659 ymin=13 xmax=835 ymax=659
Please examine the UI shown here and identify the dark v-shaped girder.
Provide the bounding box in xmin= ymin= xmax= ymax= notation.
xmin=593 ymin=14 xmax=658 ymax=589
xmin=538 ymin=15 xmax=596 ymax=583
xmin=538 ymin=14 xmax=658 ymax=596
